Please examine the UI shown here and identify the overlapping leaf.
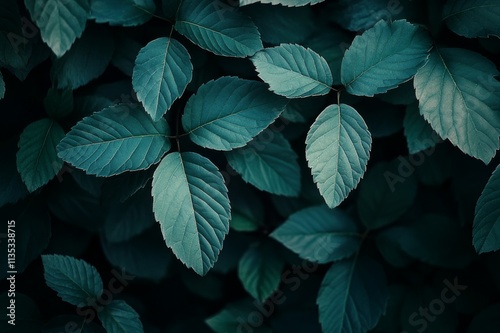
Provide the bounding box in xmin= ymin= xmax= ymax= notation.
xmin=240 ymin=0 xmax=325 ymax=6
xmin=98 ymin=300 xmax=144 ymax=333
xmin=57 ymin=104 xmax=170 ymax=176
xmin=443 ymin=0 xmax=500 ymax=38
xmin=90 ymin=0 xmax=155 ymax=26
xmin=403 ymin=102 xmax=441 ymax=154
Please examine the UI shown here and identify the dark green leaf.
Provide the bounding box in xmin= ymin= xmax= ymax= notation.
xmin=98 ymin=300 xmax=143 ymax=333
xmin=44 ymin=88 xmax=73 ymax=119
xmin=240 ymin=0 xmax=325 ymax=6
xmin=404 ymin=102 xmax=441 ymax=154
xmin=89 ymin=0 xmax=155 ymax=26
xmin=443 ymin=0 xmax=500 ymax=38
xmin=467 ymin=303 xmax=500 ymax=333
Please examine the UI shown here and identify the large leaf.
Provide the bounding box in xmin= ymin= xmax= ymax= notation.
xmin=90 ymin=0 xmax=155 ymax=26
xmin=16 ymin=118 xmax=65 ymax=192
xmin=443 ymin=0 xmax=500 ymax=38
xmin=238 ymin=242 xmax=284 ymax=302
xmin=152 ymin=152 xmax=230 ymax=276
xmin=57 ymin=104 xmax=170 ymax=177
xmin=175 ymin=0 xmax=263 ymax=57
xmin=98 ymin=300 xmax=143 ymax=333
xmin=317 ymin=256 xmax=389 ymax=333
xmin=24 ymin=0 xmax=90 ymax=57
xmin=305 ymin=104 xmax=371 ymax=208
xmin=42 ymin=254 xmax=103 ymax=307
xmin=251 ymin=44 xmax=333 ymax=98
xmin=225 ymin=129 xmax=301 ymax=196
xmin=414 ymin=47 xmax=500 ymax=163
xmin=341 ymin=19 xmax=432 ymax=96
xmin=132 ymin=37 xmax=192 ymax=121
xmin=182 ymin=76 xmax=286 ymax=151
xmin=240 ymin=0 xmax=325 ymax=6
xmin=473 ymin=164 xmax=500 ymax=253
xmin=270 ymin=205 xmax=362 ymax=263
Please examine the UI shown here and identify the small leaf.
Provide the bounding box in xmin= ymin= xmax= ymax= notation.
xmin=98 ymin=300 xmax=144 ymax=333
xmin=57 ymin=104 xmax=170 ymax=177
xmin=90 ymin=0 xmax=155 ymax=26
xmin=305 ymin=104 xmax=371 ymax=208
xmin=238 ymin=242 xmax=284 ymax=302
xmin=175 ymin=0 xmax=263 ymax=57
xmin=443 ymin=0 xmax=500 ymax=38
xmin=403 ymin=102 xmax=441 ymax=154
xmin=473 ymin=164 xmax=500 ymax=253
xmin=270 ymin=205 xmax=362 ymax=263
xmin=24 ymin=0 xmax=90 ymax=57
xmin=225 ymin=129 xmax=301 ymax=196
xmin=414 ymin=47 xmax=500 ymax=163
xmin=251 ymin=44 xmax=333 ymax=98
xmin=239 ymin=0 xmax=325 ymax=6
xmin=16 ymin=118 xmax=65 ymax=192
xmin=317 ymin=256 xmax=389 ymax=333
xmin=132 ymin=37 xmax=193 ymax=121
xmin=182 ymin=76 xmax=286 ymax=151
xmin=341 ymin=19 xmax=432 ymax=96
xmin=152 ymin=152 xmax=230 ymax=275
xmin=42 ymin=254 xmax=103 ymax=307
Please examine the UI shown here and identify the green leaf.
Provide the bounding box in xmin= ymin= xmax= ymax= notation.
xmin=357 ymin=160 xmax=418 ymax=230
xmin=101 ymin=169 xmax=153 ymax=203
xmin=238 ymin=242 xmax=284 ymax=302
xmin=182 ymin=76 xmax=286 ymax=151
xmin=132 ymin=37 xmax=193 ymax=121
xmin=98 ymin=300 xmax=143 ymax=333
xmin=414 ymin=47 xmax=500 ymax=163
xmin=175 ymin=0 xmax=263 ymax=57
xmin=473 ymin=164 xmax=500 ymax=253
xmin=152 ymin=152 xmax=230 ymax=276
xmin=50 ymin=27 xmax=114 ymax=89
xmin=42 ymin=254 xmax=103 ymax=307
xmin=44 ymin=88 xmax=74 ymax=119
xmin=0 ymin=70 xmax=4 ymax=99
xmin=239 ymin=0 xmax=325 ymax=6
xmin=90 ymin=0 xmax=155 ymax=26
xmin=403 ymin=102 xmax=441 ymax=154
xmin=251 ymin=44 xmax=333 ymax=98
xmin=57 ymin=104 xmax=170 ymax=177
xmin=443 ymin=0 xmax=500 ymax=38
xmin=305 ymin=104 xmax=371 ymax=208
xmin=16 ymin=118 xmax=65 ymax=192
xmin=270 ymin=205 xmax=362 ymax=263
xmin=341 ymin=19 xmax=432 ymax=96
xmin=317 ymin=256 xmax=389 ymax=333
xmin=225 ymin=129 xmax=301 ymax=196
xmin=24 ymin=0 xmax=90 ymax=57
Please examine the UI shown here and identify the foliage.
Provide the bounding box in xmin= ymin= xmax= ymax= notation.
xmin=1 ymin=0 xmax=500 ymax=332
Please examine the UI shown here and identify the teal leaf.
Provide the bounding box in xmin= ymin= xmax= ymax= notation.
xmin=238 ymin=242 xmax=285 ymax=302
xmin=473 ymin=164 xmax=500 ymax=253
xmin=42 ymin=254 xmax=103 ymax=307
xmin=132 ymin=37 xmax=193 ymax=121
xmin=443 ymin=0 xmax=500 ymax=38
xmin=403 ymin=102 xmax=441 ymax=154
xmin=16 ymin=118 xmax=65 ymax=192
xmin=90 ymin=0 xmax=155 ymax=26
xmin=239 ymin=0 xmax=325 ymax=6
xmin=57 ymin=104 xmax=170 ymax=177
xmin=182 ymin=76 xmax=286 ymax=151
xmin=44 ymin=88 xmax=74 ymax=120
xmin=414 ymin=47 xmax=500 ymax=163
xmin=0 ymin=71 xmax=4 ymax=99
xmin=341 ymin=19 xmax=432 ymax=96
xmin=251 ymin=44 xmax=333 ymax=98
xmin=98 ymin=300 xmax=143 ymax=333
xmin=152 ymin=152 xmax=230 ymax=276
xmin=225 ymin=129 xmax=301 ymax=196
xmin=51 ymin=27 xmax=114 ymax=89
xmin=24 ymin=0 xmax=90 ymax=57
xmin=270 ymin=205 xmax=362 ymax=263
xmin=317 ymin=256 xmax=389 ymax=333
xmin=175 ymin=0 xmax=263 ymax=57
xmin=305 ymin=104 xmax=371 ymax=208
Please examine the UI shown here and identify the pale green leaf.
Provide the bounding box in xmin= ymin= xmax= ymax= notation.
xmin=98 ymin=300 xmax=143 ymax=333
xmin=132 ymin=37 xmax=193 ymax=121
xmin=42 ymin=254 xmax=103 ymax=307
xmin=443 ymin=0 xmax=500 ymax=38
xmin=305 ymin=104 xmax=371 ymax=208
xmin=473 ymin=164 xmax=500 ymax=253
xmin=175 ymin=0 xmax=263 ymax=57
xmin=251 ymin=44 xmax=333 ymax=98
xmin=57 ymin=104 xmax=170 ymax=177
xmin=341 ymin=19 xmax=432 ymax=96
xmin=414 ymin=47 xmax=500 ymax=163
xmin=24 ymin=0 xmax=90 ymax=57
xmin=16 ymin=118 xmax=65 ymax=192
xmin=90 ymin=0 xmax=155 ymax=26
xmin=152 ymin=152 xmax=230 ymax=276
xmin=182 ymin=76 xmax=286 ymax=151
xmin=270 ymin=205 xmax=362 ymax=263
